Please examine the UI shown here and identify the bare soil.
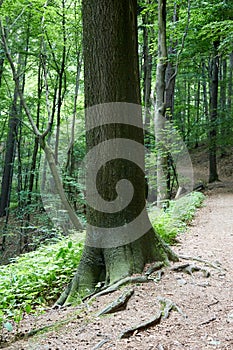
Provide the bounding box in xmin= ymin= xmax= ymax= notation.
xmin=1 ymin=146 xmax=233 ymax=350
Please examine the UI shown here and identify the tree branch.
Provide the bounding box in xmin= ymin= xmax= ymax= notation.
xmin=165 ymin=0 xmax=191 ymax=91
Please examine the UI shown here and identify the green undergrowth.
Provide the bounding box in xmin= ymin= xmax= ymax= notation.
xmin=150 ymin=191 xmax=205 ymax=244
xmin=0 ymin=191 xmax=205 ymax=333
xmin=0 ymin=234 xmax=84 ymax=334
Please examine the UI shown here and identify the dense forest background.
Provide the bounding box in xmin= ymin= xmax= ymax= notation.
xmin=0 ymin=0 xmax=233 ymax=262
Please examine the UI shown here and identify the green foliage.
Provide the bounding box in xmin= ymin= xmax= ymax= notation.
xmin=150 ymin=192 xmax=205 ymax=244
xmin=0 ymin=235 xmax=83 ymax=329
xmin=169 ymin=191 xmax=205 ymax=222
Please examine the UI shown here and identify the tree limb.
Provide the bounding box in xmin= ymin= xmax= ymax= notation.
xmin=165 ymin=0 xmax=191 ymax=92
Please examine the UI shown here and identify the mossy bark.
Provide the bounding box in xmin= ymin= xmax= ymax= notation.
xmin=56 ymin=228 xmax=177 ymax=306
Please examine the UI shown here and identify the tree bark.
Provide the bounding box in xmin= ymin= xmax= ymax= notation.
xmin=219 ymin=57 xmax=227 ymax=154
xmin=0 ymin=53 xmax=22 ymax=217
xmin=142 ymin=1 xmax=153 ymax=129
xmin=209 ymin=42 xmax=219 ymax=183
xmin=165 ymin=2 xmax=179 ymax=121
xmin=56 ymin=0 xmax=177 ymax=305
xmin=154 ymin=0 xmax=169 ymax=208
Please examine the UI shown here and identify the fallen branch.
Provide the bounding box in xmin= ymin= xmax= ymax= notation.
xmin=96 ymin=288 xmax=134 ymax=317
xmin=119 ymin=311 xmax=162 ymax=339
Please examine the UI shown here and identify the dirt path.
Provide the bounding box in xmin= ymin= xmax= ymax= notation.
xmin=2 ymin=184 xmax=233 ymax=350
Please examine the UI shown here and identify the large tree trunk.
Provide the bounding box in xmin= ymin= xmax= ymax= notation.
xmin=56 ymin=0 xmax=177 ymax=305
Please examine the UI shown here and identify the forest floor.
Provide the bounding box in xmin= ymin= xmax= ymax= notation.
xmin=1 ymin=145 xmax=233 ymax=350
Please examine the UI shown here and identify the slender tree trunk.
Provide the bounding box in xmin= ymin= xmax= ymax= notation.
xmin=165 ymin=3 xmax=179 ymax=121
xmin=154 ymin=0 xmax=169 ymax=208
xmin=209 ymin=42 xmax=219 ymax=183
xmin=0 ymin=59 xmax=21 ymax=218
xmin=186 ymin=81 xmax=191 ymax=144
xmin=65 ymin=52 xmax=83 ymax=210
xmin=26 ymin=57 xmax=43 ymax=219
xmin=142 ymin=1 xmax=153 ymax=129
xmin=54 ymin=0 xmax=67 ymax=164
xmin=201 ymin=61 xmax=209 ymax=130
xmin=227 ymin=52 xmax=233 ymax=140
xmin=219 ymin=57 xmax=227 ymax=153
xmin=56 ymin=0 xmax=177 ymax=306
xmin=195 ymin=78 xmax=201 ymax=148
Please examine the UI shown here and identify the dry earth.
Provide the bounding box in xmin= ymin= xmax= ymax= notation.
xmin=1 ymin=147 xmax=233 ymax=350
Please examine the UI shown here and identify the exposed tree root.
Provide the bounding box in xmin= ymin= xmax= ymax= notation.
xmin=96 ymin=288 xmax=134 ymax=316
xmin=86 ymin=263 xmax=168 ymax=304
xmin=119 ymin=295 xmax=186 ymax=339
xmin=149 ymin=269 xmax=164 ymax=283
xmin=145 ymin=261 xmax=165 ymax=275
xmin=171 ymin=263 xmax=210 ymax=277
xmin=119 ymin=311 xmax=162 ymax=339
xmin=86 ymin=275 xmax=149 ymax=303
xmin=92 ymin=338 xmax=109 ymax=349
xmin=157 ymin=296 xmax=187 ymax=319
xmin=179 ymin=254 xmax=224 ymax=271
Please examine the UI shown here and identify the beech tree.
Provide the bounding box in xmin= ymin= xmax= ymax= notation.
xmin=56 ymin=0 xmax=177 ymax=305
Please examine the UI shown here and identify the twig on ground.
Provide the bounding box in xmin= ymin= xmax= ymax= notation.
xmin=96 ymin=288 xmax=134 ymax=316
xmin=208 ymin=300 xmax=219 ymax=308
xmin=199 ymin=317 xmax=216 ymax=326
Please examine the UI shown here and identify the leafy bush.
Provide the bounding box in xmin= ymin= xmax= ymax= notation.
xmin=150 ymin=191 xmax=205 ymax=244
xmin=0 ymin=234 xmax=84 ymax=329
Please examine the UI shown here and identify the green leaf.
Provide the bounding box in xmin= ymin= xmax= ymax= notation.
xmin=25 ymin=304 xmax=32 ymax=314
xmin=4 ymin=322 xmax=13 ymax=332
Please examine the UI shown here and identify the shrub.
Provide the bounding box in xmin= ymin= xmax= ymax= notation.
xmin=0 ymin=233 xmax=84 ymax=329
xmin=150 ymin=191 xmax=205 ymax=244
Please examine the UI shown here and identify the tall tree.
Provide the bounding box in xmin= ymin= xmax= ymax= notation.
xmin=0 ymin=52 xmax=22 ymax=218
xmin=154 ymin=0 xmax=169 ymax=207
xmin=142 ymin=0 xmax=153 ymax=129
xmin=208 ymin=41 xmax=219 ymax=182
xmin=56 ymin=0 xmax=177 ymax=305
